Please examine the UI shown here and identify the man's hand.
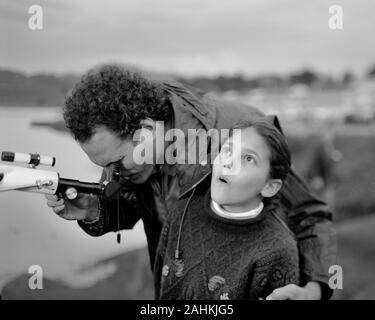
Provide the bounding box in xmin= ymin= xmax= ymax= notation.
xmin=45 ymin=193 xmax=99 ymax=221
xmin=266 ymin=282 xmax=322 ymax=300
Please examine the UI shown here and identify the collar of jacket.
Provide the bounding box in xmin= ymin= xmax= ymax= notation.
xmin=160 ymin=80 xmax=216 ymax=199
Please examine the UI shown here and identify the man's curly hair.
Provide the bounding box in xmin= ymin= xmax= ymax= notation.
xmin=63 ymin=65 xmax=172 ymax=142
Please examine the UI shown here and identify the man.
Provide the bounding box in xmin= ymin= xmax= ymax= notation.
xmin=46 ymin=65 xmax=336 ymax=300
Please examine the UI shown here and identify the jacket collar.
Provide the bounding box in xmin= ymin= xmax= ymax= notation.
xmin=159 ymin=80 xmax=216 ymax=199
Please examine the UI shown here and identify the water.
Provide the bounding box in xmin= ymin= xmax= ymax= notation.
xmin=0 ymin=107 xmax=146 ymax=290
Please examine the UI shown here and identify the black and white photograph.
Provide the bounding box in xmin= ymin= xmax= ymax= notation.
xmin=0 ymin=0 xmax=375 ymax=304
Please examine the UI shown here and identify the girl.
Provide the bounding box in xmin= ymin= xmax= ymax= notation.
xmin=154 ymin=118 xmax=299 ymax=300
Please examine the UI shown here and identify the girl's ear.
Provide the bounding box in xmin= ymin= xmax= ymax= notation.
xmin=260 ymin=179 xmax=283 ymax=198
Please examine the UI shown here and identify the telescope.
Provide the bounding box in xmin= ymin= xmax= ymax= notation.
xmin=0 ymin=151 xmax=124 ymax=200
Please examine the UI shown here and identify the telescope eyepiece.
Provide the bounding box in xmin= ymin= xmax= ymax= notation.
xmin=111 ymin=163 xmax=121 ymax=182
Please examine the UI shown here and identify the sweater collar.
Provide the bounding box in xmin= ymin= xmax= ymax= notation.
xmin=206 ymin=192 xmax=267 ymax=225
xmin=211 ymin=200 xmax=264 ymax=220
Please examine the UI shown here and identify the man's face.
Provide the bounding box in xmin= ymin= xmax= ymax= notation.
xmin=80 ymin=126 xmax=156 ymax=184
xmin=211 ymin=127 xmax=273 ymax=212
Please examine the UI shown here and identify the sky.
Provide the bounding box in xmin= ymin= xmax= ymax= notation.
xmin=1 ymin=0 xmax=375 ymax=77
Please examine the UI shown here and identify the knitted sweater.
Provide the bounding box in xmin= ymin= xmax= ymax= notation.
xmin=154 ymin=182 xmax=299 ymax=300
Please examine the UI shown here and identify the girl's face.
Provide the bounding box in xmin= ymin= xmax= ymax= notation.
xmin=211 ymin=127 xmax=281 ymax=213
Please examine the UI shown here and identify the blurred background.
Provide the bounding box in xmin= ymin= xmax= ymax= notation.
xmin=0 ymin=0 xmax=374 ymax=299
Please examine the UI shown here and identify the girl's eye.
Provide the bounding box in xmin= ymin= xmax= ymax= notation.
xmin=244 ymin=155 xmax=254 ymax=163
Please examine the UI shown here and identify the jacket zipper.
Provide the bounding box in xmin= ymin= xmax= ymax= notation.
xmin=160 ymin=169 xmax=171 ymax=221
xmin=178 ymin=170 xmax=211 ymax=200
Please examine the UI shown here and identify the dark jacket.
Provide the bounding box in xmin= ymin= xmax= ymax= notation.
xmin=78 ymin=77 xmax=337 ymax=299
xmin=153 ymin=176 xmax=299 ymax=300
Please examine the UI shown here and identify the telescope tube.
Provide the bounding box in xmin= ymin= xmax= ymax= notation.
xmin=1 ymin=151 xmax=55 ymax=167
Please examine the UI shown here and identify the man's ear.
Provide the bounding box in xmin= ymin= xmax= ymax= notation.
xmin=139 ymin=118 xmax=156 ymax=131
xmin=260 ymin=179 xmax=282 ymax=198
xmin=132 ymin=118 xmax=157 ymax=144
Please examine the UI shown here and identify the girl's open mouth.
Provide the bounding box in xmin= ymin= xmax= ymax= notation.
xmin=218 ymin=176 xmax=228 ymax=184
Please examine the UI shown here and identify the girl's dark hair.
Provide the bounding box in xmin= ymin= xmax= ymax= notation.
xmin=63 ymin=64 xmax=172 ymax=142
xmin=229 ymin=117 xmax=291 ymax=208
xmin=230 ymin=118 xmax=291 ymax=181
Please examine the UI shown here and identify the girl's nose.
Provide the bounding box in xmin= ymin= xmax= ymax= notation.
xmin=222 ymin=156 xmax=233 ymax=169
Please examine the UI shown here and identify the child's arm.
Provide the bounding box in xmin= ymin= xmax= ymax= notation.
xmin=249 ymin=247 xmax=299 ymax=300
